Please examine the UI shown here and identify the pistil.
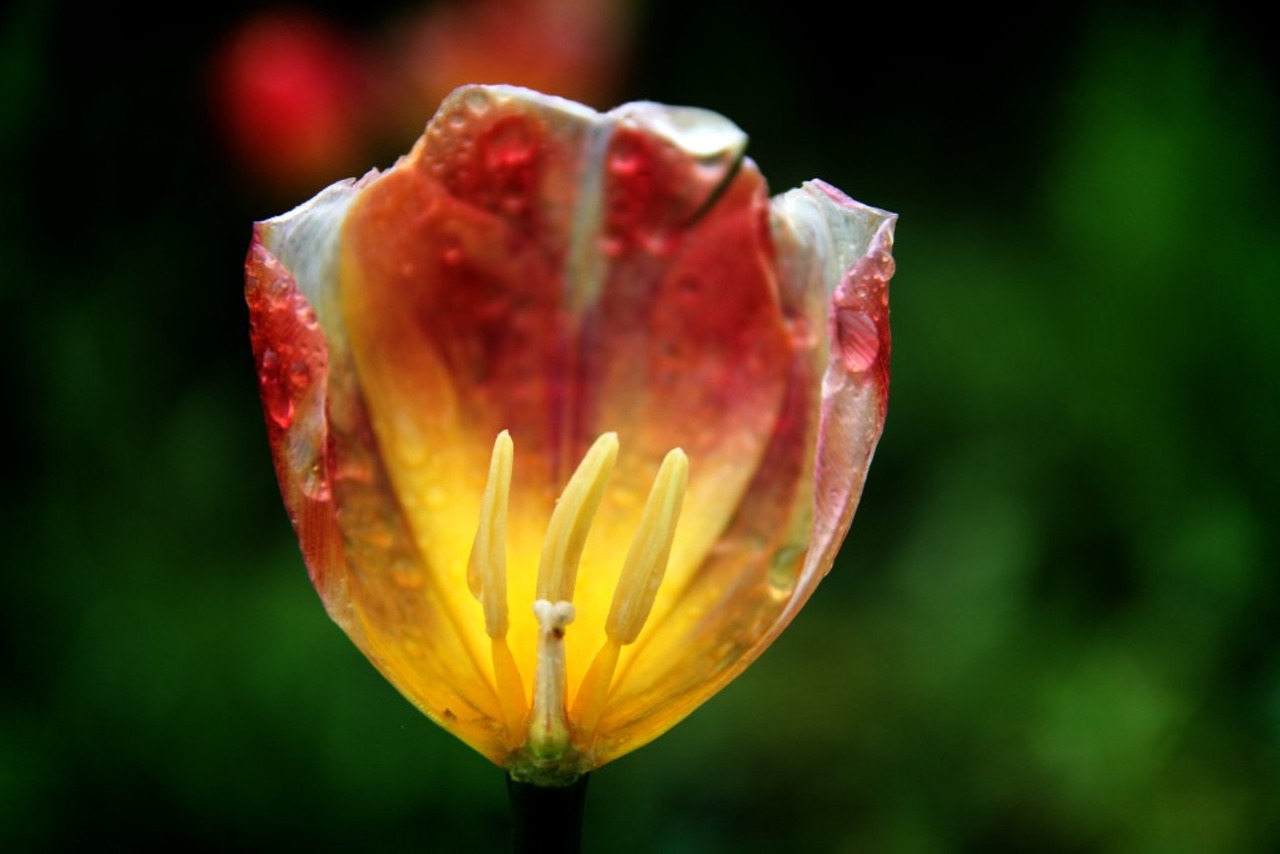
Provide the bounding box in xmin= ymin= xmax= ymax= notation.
xmin=529 ymin=599 xmax=576 ymax=758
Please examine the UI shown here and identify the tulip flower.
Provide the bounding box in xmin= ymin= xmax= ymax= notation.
xmin=212 ymin=10 xmax=371 ymax=195
xmin=245 ymin=85 xmax=895 ymax=790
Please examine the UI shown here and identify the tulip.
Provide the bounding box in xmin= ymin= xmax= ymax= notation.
xmin=212 ymin=10 xmax=371 ymax=195
xmin=245 ymin=85 xmax=895 ymax=788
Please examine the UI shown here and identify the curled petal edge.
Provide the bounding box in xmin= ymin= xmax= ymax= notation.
xmin=775 ymin=179 xmax=894 ymax=624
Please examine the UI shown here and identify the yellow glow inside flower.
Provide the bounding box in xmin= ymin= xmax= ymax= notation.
xmin=463 ymin=430 xmax=688 ymax=780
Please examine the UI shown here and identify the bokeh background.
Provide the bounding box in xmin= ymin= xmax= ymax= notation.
xmin=3 ymin=0 xmax=1277 ymax=850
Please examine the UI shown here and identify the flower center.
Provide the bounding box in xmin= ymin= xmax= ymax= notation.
xmin=467 ymin=430 xmax=689 ymax=763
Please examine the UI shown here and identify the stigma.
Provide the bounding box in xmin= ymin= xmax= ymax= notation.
xmin=467 ymin=430 xmax=689 ymax=764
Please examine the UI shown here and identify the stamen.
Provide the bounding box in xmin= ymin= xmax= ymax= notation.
xmin=570 ymin=637 xmax=620 ymax=738
xmin=466 ymin=431 xmax=526 ymax=746
xmin=468 ymin=430 xmax=513 ymax=637
xmin=573 ymin=448 xmax=689 ymax=736
xmin=472 ymin=431 xmax=690 ymax=757
xmin=528 ymin=599 xmax=575 ymax=757
xmin=607 ymin=449 xmax=689 ymax=644
xmin=534 ymin=433 xmax=618 ymax=602
xmin=490 ymin=636 xmax=526 ymax=748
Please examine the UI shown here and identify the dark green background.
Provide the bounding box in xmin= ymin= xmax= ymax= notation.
xmin=3 ymin=1 xmax=1276 ymax=850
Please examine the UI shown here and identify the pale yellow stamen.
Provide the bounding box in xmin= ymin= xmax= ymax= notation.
xmin=572 ymin=448 xmax=688 ymax=736
xmin=466 ymin=431 xmax=526 ymax=746
xmin=468 ymin=430 xmax=513 ymax=636
xmin=526 ymin=433 xmax=616 ymax=756
xmin=468 ymin=430 xmax=689 ymax=766
xmin=535 ymin=432 xmax=619 ymax=602
xmin=607 ymin=448 xmax=689 ymax=644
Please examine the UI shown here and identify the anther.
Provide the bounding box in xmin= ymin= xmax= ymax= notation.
xmin=469 ymin=431 xmax=513 ymax=637
xmin=535 ymin=433 xmax=618 ymax=603
xmin=526 ymin=433 xmax=616 ymax=758
xmin=572 ymin=448 xmax=688 ymax=737
xmin=467 ymin=431 xmax=526 ymax=747
xmin=606 ymin=448 xmax=689 ymax=645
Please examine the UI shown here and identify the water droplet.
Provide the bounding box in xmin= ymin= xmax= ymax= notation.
xmin=392 ymin=566 xmax=424 ymax=590
xmin=500 ymin=194 xmax=527 ymax=217
xmin=600 ymin=236 xmax=624 ymax=258
xmin=301 ymin=461 xmax=331 ymax=501
xmin=264 ymin=394 xmax=294 ymax=429
xmin=465 ymin=89 xmax=490 ymax=114
xmin=835 ymin=308 xmax=879 ymax=373
xmin=440 ymin=236 xmax=464 ymax=267
xmin=644 ymin=233 xmax=673 ymax=256
xmin=609 ymin=146 xmax=640 ymax=176
xmin=296 ymin=304 xmax=319 ymax=329
xmin=363 ymin=521 xmax=394 ymax=549
xmin=288 ymin=360 xmax=310 ymax=392
xmin=397 ymin=441 xmax=427 ymax=468
xmin=259 ymin=348 xmax=296 ymax=429
xmin=789 ymin=317 xmax=817 ymax=349
xmin=332 ymin=453 xmax=374 ymax=486
xmin=263 ymin=271 xmax=290 ymax=300
xmin=483 ymin=119 xmax=533 ymax=171
xmin=477 ymin=118 xmax=538 ymax=219
xmin=767 ymin=544 xmax=805 ymax=599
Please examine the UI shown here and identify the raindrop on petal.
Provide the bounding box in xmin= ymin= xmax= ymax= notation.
xmin=835 ymin=308 xmax=880 ymax=373
xmin=259 ymin=348 xmax=297 ymax=428
xmin=296 ymin=304 xmax=319 ymax=329
xmin=767 ymin=544 xmax=804 ymax=599
xmin=393 ymin=566 xmax=424 ymax=590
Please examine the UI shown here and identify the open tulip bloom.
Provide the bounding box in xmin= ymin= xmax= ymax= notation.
xmin=246 ymin=85 xmax=895 ymax=807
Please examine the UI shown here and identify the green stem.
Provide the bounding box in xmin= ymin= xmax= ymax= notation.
xmin=506 ymin=773 xmax=590 ymax=854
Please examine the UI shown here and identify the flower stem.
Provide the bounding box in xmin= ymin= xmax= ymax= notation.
xmin=506 ymin=772 xmax=589 ymax=854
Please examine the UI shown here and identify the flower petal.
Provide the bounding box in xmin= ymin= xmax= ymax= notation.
xmin=251 ymin=176 xmax=511 ymax=760
xmin=593 ymin=181 xmax=895 ymax=761
xmin=246 ymin=228 xmax=352 ymax=627
xmin=569 ymin=137 xmax=795 ymax=698
xmin=776 ymin=181 xmax=894 ymax=604
xmin=336 ymin=87 xmax=607 ymax=699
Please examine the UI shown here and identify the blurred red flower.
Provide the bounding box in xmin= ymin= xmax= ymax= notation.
xmin=212 ymin=11 xmax=370 ymax=195
xmin=212 ymin=1 xmax=631 ymax=195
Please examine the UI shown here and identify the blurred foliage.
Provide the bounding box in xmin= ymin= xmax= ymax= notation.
xmin=2 ymin=0 xmax=1277 ymax=850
